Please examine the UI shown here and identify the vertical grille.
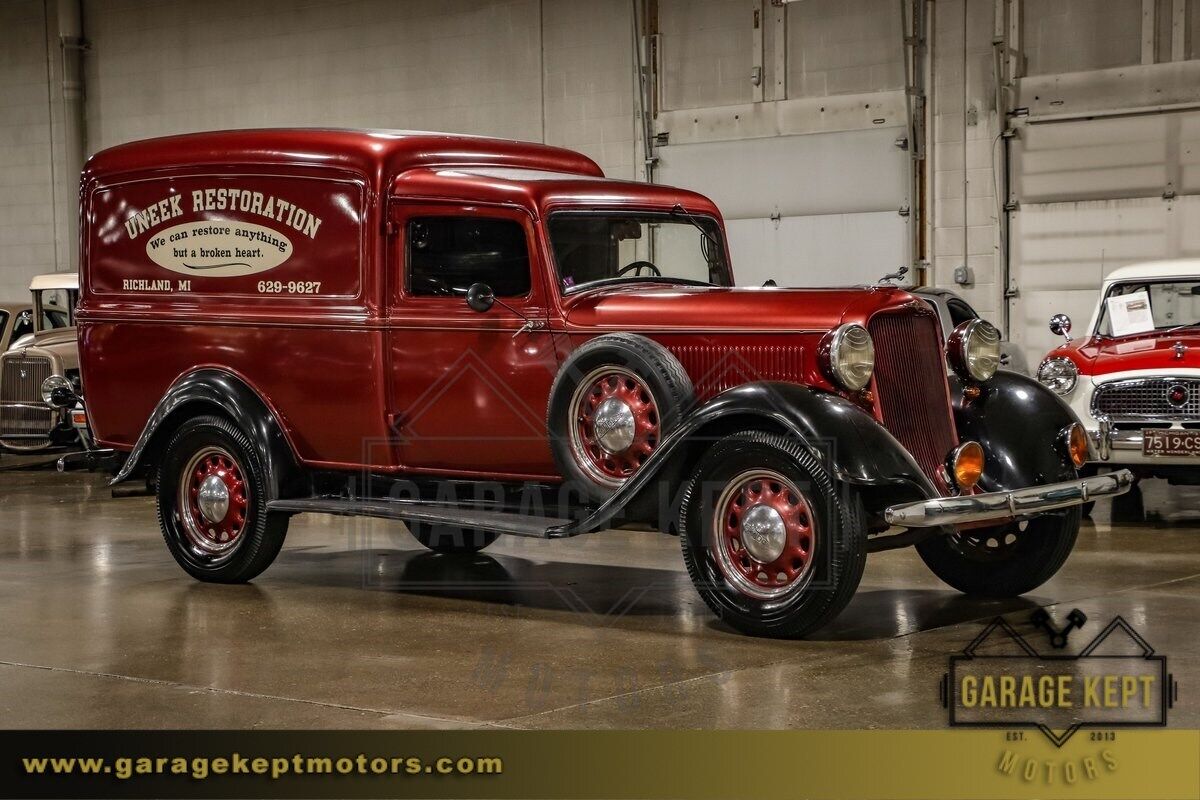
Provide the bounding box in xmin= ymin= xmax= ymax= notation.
xmin=868 ymin=311 xmax=957 ymax=491
xmin=670 ymin=344 xmax=805 ymax=402
xmin=0 ymin=355 xmax=53 ymax=448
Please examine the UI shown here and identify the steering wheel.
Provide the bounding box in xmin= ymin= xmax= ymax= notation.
xmin=617 ymin=260 xmax=662 ymax=277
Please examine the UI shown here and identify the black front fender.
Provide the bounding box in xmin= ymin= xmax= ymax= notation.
xmin=587 ymin=381 xmax=937 ymax=532
xmin=950 ymin=371 xmax=1080 ymax=490
xmin=111 ymin=368 xmax=300 ymax=499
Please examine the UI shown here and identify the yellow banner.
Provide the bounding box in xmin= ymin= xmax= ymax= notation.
xmin=5 ymin=729 xmax=1198 ymax=799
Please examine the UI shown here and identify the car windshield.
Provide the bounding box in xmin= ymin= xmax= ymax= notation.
xmin=1095 ymin=279 xmax=1200 ymax=337
xmin=547 ymin=212 xmax=731 ymax=294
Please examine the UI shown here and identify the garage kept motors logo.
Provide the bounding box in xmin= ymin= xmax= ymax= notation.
xmin=942 ymin=611 xmax=1179 ymax=747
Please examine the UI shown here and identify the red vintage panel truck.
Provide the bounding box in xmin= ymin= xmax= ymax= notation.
xmin=77 ymin=129 xmax=1130 ymax=637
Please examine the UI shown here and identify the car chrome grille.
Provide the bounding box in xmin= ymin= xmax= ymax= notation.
xmin=869 ymin=311 xmax=958 ymax=492
xmin=1092 ymin=377 xmax=1200 ymax=421
xmin=0 ymin=355 xmax=53 ymax=448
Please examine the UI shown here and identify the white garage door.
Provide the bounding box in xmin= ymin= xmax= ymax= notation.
xmin=655 ymin=127 xmax=911 ymax=288
xmin=1008 ymin=111 xmax=1200 ymax=369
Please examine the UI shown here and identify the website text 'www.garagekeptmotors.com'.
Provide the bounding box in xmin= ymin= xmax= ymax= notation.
xmin=20 ymin=752 xmax=503 ymax=782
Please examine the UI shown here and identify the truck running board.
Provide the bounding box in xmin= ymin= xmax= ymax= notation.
xmin=266 ymin=497 xmax=580 ymax=539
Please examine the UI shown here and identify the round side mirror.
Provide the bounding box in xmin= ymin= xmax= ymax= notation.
xmin=1048 ymin=313 xmax=1072 ymax=340
xmin=466 ymin=282 xmax=495 ymax=313
xmin=40 ymin=375 xmax=77 ymax=409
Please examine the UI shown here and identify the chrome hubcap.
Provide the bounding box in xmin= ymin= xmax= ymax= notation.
xmin=196 ymin=475 xmax=230 ymax=523
xmin=178 ymin=446 xmax=249 ymax=557
xmin=713 ymin=469 xmax=818 ymax=601
xmin=568 ymin=365 xmax=661 ymax=488
xmin=739 ymin=504 xmax=787 ymax=563
xmin=593 ymin=398 xmax=636 ymax=453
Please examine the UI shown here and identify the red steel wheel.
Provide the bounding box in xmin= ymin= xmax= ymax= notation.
xmin=568 ymin=365 xmax=660 ymax=487
xmin=177 ymin=445 xmax=249 ymax=555
xmin=712 ymin=469 xmax=818 ymax=600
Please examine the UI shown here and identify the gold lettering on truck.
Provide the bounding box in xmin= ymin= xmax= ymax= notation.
xmin=120 ymin=186 xmax=323 ymax=280
xmin=122 ymin=188 xmax=323 ymax=241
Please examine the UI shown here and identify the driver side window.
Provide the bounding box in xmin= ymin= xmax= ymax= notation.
xmin=407 ymin=217 xmax=531 ymax=298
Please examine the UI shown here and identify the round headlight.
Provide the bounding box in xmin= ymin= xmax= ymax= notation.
xmin=947 ymin=319 xmax=1001 ymax=382
xmin=825 ymin=323 xmax=875 ymax=392
xmin=40 ymin=375 xmax=75 ymax=408
xmin=1037 ymin=357 xmax=1078 ymax=396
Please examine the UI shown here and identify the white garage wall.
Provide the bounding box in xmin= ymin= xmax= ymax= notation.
xmin=0 ymin=0 xmax=56 ymax=300
xmin=655 ymin=128 xmax=910 ymax=287
xmin=928 ymin=0 xmax=1004 ymax=323
xmin=82 ymin=0 xmax=635 ymax=179
xmin=653 ymin=0 xmax=913 ymax=287
xmin=84 ymin=0 xmax=539 ymax=149
xmin=1007 ymin=110 xmax=1200 ymax=369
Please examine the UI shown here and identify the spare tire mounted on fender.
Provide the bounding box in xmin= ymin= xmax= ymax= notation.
xmin=548 ymin=333 xmax=694 ymax=502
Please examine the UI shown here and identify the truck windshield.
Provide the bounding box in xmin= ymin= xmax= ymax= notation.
xmin=548 ymin=212 xmax=731 ymax=294
xmin=1095 ymin=279 xmax=1200 ymax=337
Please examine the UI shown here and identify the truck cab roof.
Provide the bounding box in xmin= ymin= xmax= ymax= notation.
xmin=86 ymin=128 xmax=718 ymax=216
xmin=86 ymin=128 xmax=603 ymax=182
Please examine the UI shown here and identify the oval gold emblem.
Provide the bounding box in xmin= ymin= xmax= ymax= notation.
xmin=145 ymin=221 xmax=292 ymax=278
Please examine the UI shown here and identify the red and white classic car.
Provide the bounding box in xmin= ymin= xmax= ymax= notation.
xmin=1038 ymin=260 xmax=1200 ymax=486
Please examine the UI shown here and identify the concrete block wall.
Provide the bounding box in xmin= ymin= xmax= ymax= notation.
xmin=83 ymin=0 xmax=545 ymax=152
xmin=1023 ymin=0 xmax=1142 ymax=75
xmin=929 ymin=0 xmax=1003 ymax=322
xmin=786 ymin=0 xmax=905 ymax=98
xmin=542 ymin=0 xmax=635 ymax=180
xmin=82 ymin=0 xmax=634 ymax=180
xmin=660 ymin=0 xmax=756 ymax=111
xmin=0 ymin=0 xmax=56 ymax=300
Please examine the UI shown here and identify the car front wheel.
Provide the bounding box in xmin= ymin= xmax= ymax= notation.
xmin=916 ymin=509 xmax=1080 ymax=597
xmin=156 ymin=415 xmax=289 ymax=583
xmin=679 ymin=431 xmax=866 ymax=638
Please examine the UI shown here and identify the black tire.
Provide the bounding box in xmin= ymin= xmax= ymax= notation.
xmin=547 ymin=333 xmax=694 ymax=503
xmin=408 ymin=522 xmax=499 ymax=554
xmin=678 ymin=431 xmax=867 ymax=638
xmin=156 ymin=414 xmax=289 ymax=583
xmin=916 ymin=508 xmax=1080 ymax=597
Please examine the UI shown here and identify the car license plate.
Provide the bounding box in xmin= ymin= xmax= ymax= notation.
xmin=1143 ymin=429 xmax=1200 ymax=457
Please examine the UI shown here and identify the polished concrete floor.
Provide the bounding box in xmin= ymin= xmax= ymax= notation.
xmin=0 ymin=463 xmax=1197 ymax=729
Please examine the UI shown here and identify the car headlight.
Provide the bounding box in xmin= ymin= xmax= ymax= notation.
xmin=947 ymin=319 xmax=1001 ymax=382
xmin=824 ymin=323 xmax=875 ymax=392
xmin=40 ymin=375 xmax=76 ymax=408
xmin=1037 ymin=357 xmax=1078 ymax=396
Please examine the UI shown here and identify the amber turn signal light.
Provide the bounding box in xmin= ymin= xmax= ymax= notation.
xmin=1063 ymin=422 xmax=1089 ymax=469
xmin=948 ymin=441 xmax=985 ymax=490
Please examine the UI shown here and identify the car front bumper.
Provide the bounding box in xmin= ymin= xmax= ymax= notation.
xmin=883 ymin=470 xmax=1134 ymax=528
xmin=1088 ymin=415 xmax=1200 ymax=465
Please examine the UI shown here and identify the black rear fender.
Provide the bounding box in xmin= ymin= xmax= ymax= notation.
xmin=111 ymin=368 xmax=304 ymax=500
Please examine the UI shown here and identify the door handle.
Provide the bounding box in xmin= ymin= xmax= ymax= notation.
xmin=512 ymin=319 xmax=546 ymax=339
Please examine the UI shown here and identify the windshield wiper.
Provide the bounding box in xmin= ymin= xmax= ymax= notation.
xmin=671 ymin=203 xmax=721 ymax=253
xmin=1160 ymin=322 xmax=1200 ymax=335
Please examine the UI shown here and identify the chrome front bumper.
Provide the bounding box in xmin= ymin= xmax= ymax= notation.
xmin=1090 ymin=414 xmax=1200 ymax=463
xmin=883 ymin=470 xmax=1134 ymax=528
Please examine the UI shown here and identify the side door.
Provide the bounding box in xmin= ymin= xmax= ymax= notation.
xmin=385 ymin=202 xmax=561 ymax=478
